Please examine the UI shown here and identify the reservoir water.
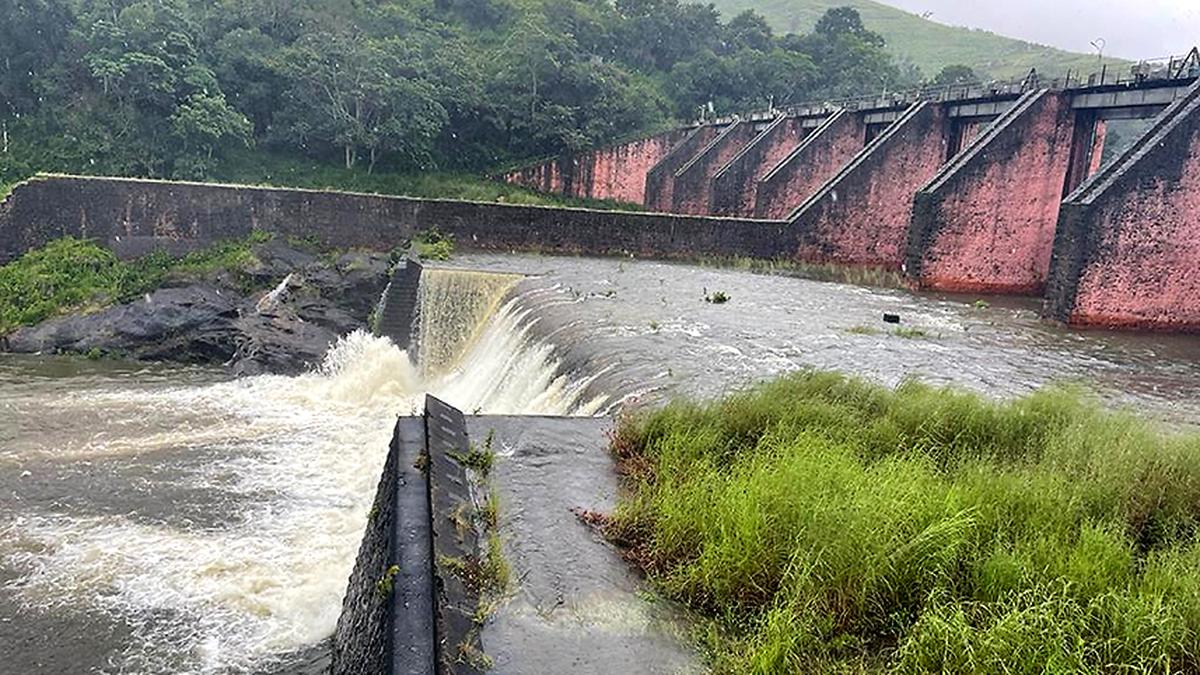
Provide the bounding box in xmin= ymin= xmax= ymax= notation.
xmin=2 ymin=253 xmax=1199 ymax=673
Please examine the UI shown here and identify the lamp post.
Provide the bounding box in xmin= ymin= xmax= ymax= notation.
xmin=1091 ymin=38 xmax=1107 ymax=84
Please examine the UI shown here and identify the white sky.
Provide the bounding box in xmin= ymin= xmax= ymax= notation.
xmin=879 ymin=0 xmax=1199 ymax=60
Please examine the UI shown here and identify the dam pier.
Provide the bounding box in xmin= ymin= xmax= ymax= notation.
xmin=507 ymin=51 xmax=1200 ymax=332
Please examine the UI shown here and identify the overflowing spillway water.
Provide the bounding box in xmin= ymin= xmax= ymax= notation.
xmin=3 ymin=252 xmax=1200 ymax=674
xmin=0 ymin=268 xmax=607 ymax=674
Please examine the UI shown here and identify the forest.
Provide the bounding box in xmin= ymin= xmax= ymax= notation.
xmin=0 ymin=0 xmax=967 ymax=191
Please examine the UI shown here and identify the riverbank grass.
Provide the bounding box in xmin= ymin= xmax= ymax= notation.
xmin=608 ymin=371 xmax=1200 ymax=673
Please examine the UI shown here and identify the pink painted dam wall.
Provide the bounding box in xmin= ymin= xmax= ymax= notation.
xmin=644 ymin=126 xmax=721 ymax=212
xmin=1047 ymin=83 xmax=1200 ymax=331
xmin=909 ymin=91 xmax=1076 ymax=294
xmin=504 ymin=128 xmax=691 ymax=204
xmin=671 ymin=121 xmax=758 ymax=215
xmin=753 ymin=111 xmax=866 ymax=219
xmin=786 ymin=103 xmax=949 ymax=269
xmin=710 ymin=117 xmax=809 ymax=217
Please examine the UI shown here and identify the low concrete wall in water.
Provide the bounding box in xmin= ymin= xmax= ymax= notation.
xmin=0 ymin=174 xmax=784 ymax=265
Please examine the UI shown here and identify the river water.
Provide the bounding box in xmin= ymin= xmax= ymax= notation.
xmin=2 ymin=253 xmax=1199 ymax=674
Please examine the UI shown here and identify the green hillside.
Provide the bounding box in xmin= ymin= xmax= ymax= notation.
xmin=710 ymin=0 xmax=1128 ymax=80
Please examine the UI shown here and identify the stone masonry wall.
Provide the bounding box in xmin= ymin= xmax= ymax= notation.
xmin=752 ymin=111 xmax=866 ymax=219
xmin=710 ymin=117 xmax=808 ymax=217
xmin=908 ymin=91 xmax=1076 ymax=294
xmin=0 ymin=175 xmax=785 ymax=265
xmin=331 ymin=420 xmax=400 ymax=675
xmin=670 ymin=120 xmax=758 ymax=215
xmin=1046 ymin=83 xmax=1200 ymax=331
xmin=786 ymin=102 xmax=949 ymax=269
xmin=503 ymin=129 xmax=690 ymax=204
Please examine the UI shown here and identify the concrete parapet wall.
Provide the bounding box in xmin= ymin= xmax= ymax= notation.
xmin=710 ymin=117 xmax=809 ymax=217
xmin=1046 ymin=81 xmax=1200 ymax=331
xmin=786 ymin=102 xmax=949 ymax=269
xmin=753 ymin=111 xmax=866 ymax=219
xmin=670 ymin=120 xmax=757 ymax=215
xmin=502 ymin=129 xmax=691 ymax=204
xmin=643 ymin=126 xmax=721 ymax=211
xmin=0 ymin=175 xmax=785 ymax=265
xmin=908 ymin=91 xmax=1076 ymax=294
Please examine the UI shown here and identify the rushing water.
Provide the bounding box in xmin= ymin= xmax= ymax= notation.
xmin=2 ymin=253 xmax=1200 ymax=674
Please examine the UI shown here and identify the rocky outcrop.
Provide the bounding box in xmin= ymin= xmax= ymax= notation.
xmin=2 ymin=243 xmax=393 ymax=375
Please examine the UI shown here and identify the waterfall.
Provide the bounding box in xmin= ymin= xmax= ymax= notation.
xmin=413 ymin=268 xmax=520 ymax=377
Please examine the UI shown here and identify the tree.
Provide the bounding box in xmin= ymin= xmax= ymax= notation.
xmin=170 ymin=92 xmax=252 ymax=177
xmin=275 ymin=32 xmax=448 ymax=171
xmin=790 ymin=7 xmax=898 ymax=98
xmin=723 ymin=10 xmax=773 ymax=54
xmin=932 ymin=64 xmax=981 ymax=86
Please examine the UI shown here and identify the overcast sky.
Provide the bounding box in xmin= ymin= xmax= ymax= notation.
xmin=879 ymin=0 xmax=1199 ymax=60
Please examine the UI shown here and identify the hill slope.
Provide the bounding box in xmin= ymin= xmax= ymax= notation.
xmin=710 ymin=0 xmax=1127 ymax=80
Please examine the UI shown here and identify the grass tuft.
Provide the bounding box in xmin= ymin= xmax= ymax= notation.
xmin=608 ymin=370 xmax=1200 ymax=673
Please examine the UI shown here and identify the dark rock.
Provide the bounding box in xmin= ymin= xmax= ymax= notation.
xmin=2 ymin=243 xmax=394 ymax=376
xmin=228 ymin=310 xmax=339 ymax=377
xmin=5 ymin=285 xmax=240 ymax=363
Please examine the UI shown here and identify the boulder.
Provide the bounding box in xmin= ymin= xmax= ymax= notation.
xmin=2 ymin=242 xmax=395 ymax=376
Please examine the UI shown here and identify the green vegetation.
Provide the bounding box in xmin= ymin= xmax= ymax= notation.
xmin=891 ymin=326 xmax=931 ymax=339
xmin=413 ymin=229 xmax=455 ymax=262
xmin=845 ymin=324 xmax=880 ymax=335
xmin=210 ymin=149 xmax=644 ymax=211
xmin=705 ymin=290 xmax=731 ymax=304
xmin=696 ymin=256 xmax=910 ymax=289
xmin=2 ymin=1 xmax=915 ymax=193
xmin=0 ymin=234 xmax=272 ymax=334
xmin=375 ymin=564 xmax=401 ymax=598
xmin=707 ymin=0 xmax=1129 ymax=80
xmin=609 ymin=371 xmax=1200 ymax=672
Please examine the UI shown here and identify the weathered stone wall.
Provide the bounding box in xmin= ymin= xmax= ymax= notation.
xmin=670 ymin=120 xmax=758 ymax=215
xmin=908 ymin=91 xmax=1076 ymax=294
xmin=753 ymin=111 xmax=865 ymax=219
xmin=710 ymin=117 xmax=809 ymax=217
xmin=502 ymin=129 xmax=691 ymax=204
xmin=786 ymin=102 xmax=949 ymax=268
xmin=644 ymin=126 xmax=721 ymax=211
xmin=0 ymin=175 xmax=785 ymax=264
xmin=1046 ymin=82 xmax=1200 ymax=331
xmin=331 ymin=420 xmax=401 ymax=675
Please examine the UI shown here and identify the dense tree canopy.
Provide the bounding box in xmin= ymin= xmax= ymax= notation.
xmin=0 ymin=0 xmax=917 ymax=184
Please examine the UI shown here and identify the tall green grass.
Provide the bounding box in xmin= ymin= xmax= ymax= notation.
xmin=0 ymin=233 xmax=273 ymax=334
xmin=609 ymin=371 xmax=1200 ymax=673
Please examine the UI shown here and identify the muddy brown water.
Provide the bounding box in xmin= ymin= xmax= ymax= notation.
xmin=2 ymin=253 xmax=1199 ymax=674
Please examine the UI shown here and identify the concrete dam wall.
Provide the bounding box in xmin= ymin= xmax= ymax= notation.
xmin=0 ymin=174 xmax=784 ymax=265
xmin=500 ymin=76 xmax=1200 ymax=332
xmin=2 ymin=159 xmax=1200 ymax=332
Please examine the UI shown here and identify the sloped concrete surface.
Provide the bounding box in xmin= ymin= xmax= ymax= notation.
xmin=468 ymin=416 xmax=699 ymax=675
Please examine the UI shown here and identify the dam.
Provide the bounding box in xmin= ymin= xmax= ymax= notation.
xmin=3 ymin=249 xmax=1200 ymax=673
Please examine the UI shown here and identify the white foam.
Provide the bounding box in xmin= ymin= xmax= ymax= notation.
xmin=2 ymin=288 xmax=603 ymax=673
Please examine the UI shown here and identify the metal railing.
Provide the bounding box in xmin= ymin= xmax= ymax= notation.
xmin=701 ymin=47 xmax=1200 ymax=127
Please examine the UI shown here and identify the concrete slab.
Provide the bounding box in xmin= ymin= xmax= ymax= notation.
xmin=468 ymin=416 xmax=699 ymax=675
